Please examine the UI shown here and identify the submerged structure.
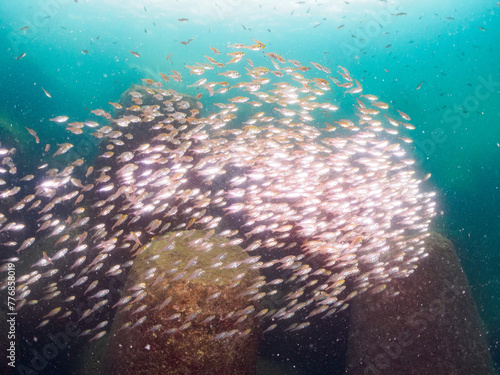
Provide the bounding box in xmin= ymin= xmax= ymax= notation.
xmin=1 ymin=40 xmax=437 ymax=372
xmin=346 ymin=233 xmax=495 ymax=375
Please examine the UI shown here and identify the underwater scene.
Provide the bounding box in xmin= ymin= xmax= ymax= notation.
xmin=0 ymin=0 xmax=499 ymax=374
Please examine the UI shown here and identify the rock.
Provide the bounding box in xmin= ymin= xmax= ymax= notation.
xmin=346 ymin=233 xmax=495 ymax=375
xmin=104 ymin=230 xmax=260 ymax=375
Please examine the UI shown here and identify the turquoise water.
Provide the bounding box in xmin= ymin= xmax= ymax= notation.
xmin=1 ymin=0 xmax=499 ymax=373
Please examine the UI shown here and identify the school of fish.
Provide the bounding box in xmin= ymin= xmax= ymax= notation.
xmin=0 ymin=39 xmax=436 ymax=344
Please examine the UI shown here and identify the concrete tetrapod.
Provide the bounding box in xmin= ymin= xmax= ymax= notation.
xmin=346 ymin=233 xmax=494 ymax=375
xmin=104 ymin=230 xmax=261 ymax=375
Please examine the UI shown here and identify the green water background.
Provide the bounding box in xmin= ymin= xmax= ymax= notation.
xmin=0 ymin=0 xmax=499 ymax=372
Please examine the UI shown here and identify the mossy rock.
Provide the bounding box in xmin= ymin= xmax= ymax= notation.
xmin=103 ymin=230 xmax=261 ymax=375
